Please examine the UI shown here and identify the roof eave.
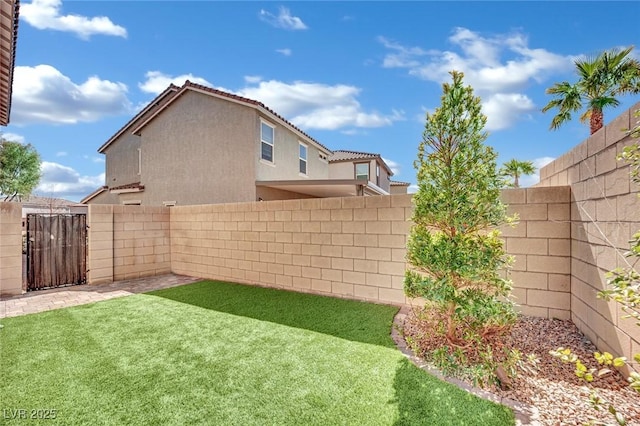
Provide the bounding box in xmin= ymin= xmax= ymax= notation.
xmin=0 ymin=0 xmax=19 ymax=126
xmin=80 ymin=186 xmax=108 ymax=204
xmin=97 ymin=84 xmax=180 ymax=153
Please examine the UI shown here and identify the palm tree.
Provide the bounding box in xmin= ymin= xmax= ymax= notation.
xmin=542 ymin=46 xmax=640 ymax=135
xmin=501 ymin=159 xmax=535 ymax=188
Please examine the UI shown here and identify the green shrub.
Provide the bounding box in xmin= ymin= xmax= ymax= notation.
xmin=404 ymin=71 xmax=516 ymax=384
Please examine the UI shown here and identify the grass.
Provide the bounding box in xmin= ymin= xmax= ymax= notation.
xmin=0 ymin=280 xmax=514 ymax=425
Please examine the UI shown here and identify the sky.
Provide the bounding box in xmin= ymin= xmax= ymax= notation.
xmin=4 ymin=0 xmax=640 ymax=201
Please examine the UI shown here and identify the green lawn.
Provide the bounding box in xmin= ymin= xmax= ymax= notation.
xmin=0 ymin=280 xmax=514 ymax=425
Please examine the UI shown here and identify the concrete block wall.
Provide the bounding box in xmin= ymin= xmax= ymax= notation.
xmin=171 ymin=191 xmax=570 ymax=314
xmin=113 ymin=205 xmax=171 ymax=281
xmin=87 ymin=204 xmax=114 ymax=284
xmin=87 ymin=204 xmax=170 ymax=284
xmin=0 ymin=202 xmax=22 ymax=296
xmin=538 ymin=102 xmax=640 ymax=370
xmin=171 ymin=195 xmax=413 ymax=305
xmin=501 ymin=187 xmax=571 ymax=320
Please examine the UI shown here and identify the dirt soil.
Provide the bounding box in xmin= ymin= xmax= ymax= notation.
xmin=403 ymin=311 xmax=640 ymax=425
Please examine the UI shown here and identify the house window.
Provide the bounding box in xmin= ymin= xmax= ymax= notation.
xmin=355 ymin=163 xmax=369 ymax=181
xmin=299 ymin=143 xmax=307 ymax=175
xmin=376 ymin=164 xmax=380 ymax=186
xmin=261 ymin=121 xmax=274 ymax=162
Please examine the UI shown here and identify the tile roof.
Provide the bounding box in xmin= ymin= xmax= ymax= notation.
xmin=110 ymin=182 xmax=144 ymax=191
xmin=98 ymin=84 xmax=180 ymax=153
xmin=0 ymin=0 xmax=19 ymax=125
xmin=20 ymin=195 xmax=77 ymax=206
xmin=132 ymin=80 xmax=333 ymax=154
xmin=329 ymin=150 xmax=394 ymax=176
xmin=390 ymin=180 xmax=410 ymax=186
xmin=329 ymin=150 xmax=381 ymax=162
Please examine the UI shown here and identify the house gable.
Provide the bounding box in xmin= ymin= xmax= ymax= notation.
xmin=135 ymin=89 xmax=258 ymax=205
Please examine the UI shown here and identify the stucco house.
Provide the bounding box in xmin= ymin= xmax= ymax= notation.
xmin=82 ymin=81 xmax=406 ymax=206
xmin=0 ymin=0 xmax=19 ymax=126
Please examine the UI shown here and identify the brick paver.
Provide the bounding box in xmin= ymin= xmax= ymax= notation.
xmin=0 ymin=274 xmax=200 ymax=319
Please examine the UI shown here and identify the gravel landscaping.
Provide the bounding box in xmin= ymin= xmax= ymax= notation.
xmin=403 ymin=310 xmax=640 ymax=425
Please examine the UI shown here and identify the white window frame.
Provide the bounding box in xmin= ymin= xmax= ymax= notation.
xmin=299 ymin=142 xmax=308 ymax=176
xmin=376 ymin=163 xmax=380 ymax=186
xmin=355 ymin=162 xmax=369 ymax=181
xmin=260 ymin=120 xmax=275 ymax=164
xmin=137 ymin=148 xmax=142 ymax=175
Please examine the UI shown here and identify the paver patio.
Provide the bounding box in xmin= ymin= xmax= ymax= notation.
xmin=0 ymin=274 xmax=200 ymax=318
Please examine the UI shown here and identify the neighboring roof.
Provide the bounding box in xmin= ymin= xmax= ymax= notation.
xmin=390 ymin=180 xmax=410 ymax=186
xmin=131 ymin=81 xmax=333 ymax=155
xmin=20 ymin=195 xmax=77 ymax=206
xmin=329 ymin=150 xmax=394 ymax=176
xmin=329 ymin=150 xmax=379 ymax=162
xmin=97 ymin=84 xmax=180 ymax=153
xmin=0 ymin=0 xmax=19 ymax=126
xmin=256 ymin=179 xmax=389 ymax=198
xmin=110 ymin=182 xmax=144 ymax=193
xmin=80 ymin=186 xmax=108 ymax=204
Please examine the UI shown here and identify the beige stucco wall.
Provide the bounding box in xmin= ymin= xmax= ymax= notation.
xmin=329 ymin=159 xmax=391 ymax=192
xmin=137 ymin=91 xmax=258 ymax=205
xmin=538 ymin=102 xmax=640 ymax=369
xmin=104 ymin=132 xmax=141 ymax=188
xmin=390 ymin=185 xmax=409 ymax=195
xmin=88 ymin=189 xmax=120 ymax=205
xmin=255 ymin=115 xmax=329 ymax=181
xmin=0 ymin=202 xmax=22 ymax=296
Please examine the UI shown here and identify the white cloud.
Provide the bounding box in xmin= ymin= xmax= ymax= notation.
xmin=378 ymin=36 xmax=431 ymax=68
xmin=238 ymin=80 xmax=404 ymax=130
xmin=56 ymin=151 xmax=67 ymax=157
xmin=11 ymin=65 xmax=131 ymax=125
xmin=379 ymin=28 xmax=574 ymax=130
xmin=408 ymin=184 xmax=418 ymax=194
xmin=35 ymin=161 xmax=105 ymax=201
xmin=518 ymin=156 xmax=556 ymax=188
xmin=1 ymin=132 xmax=26 ymax=144
xmin=276 ymin=48 xmax=292 ymax=56
xmin=139 ymin=71 xmax=212 ymax=95
xmin=244 ymin=75 xmax=263 ymax=84
xmin=482 ymin=93 xmax=536 ymax=131
xmin=382 ymin=157 xmax=400 ymax=176
xmin=21 ymin=0 xmax=127 ymax=39
xmin=259 ymin=7 xmax=308 ymax=30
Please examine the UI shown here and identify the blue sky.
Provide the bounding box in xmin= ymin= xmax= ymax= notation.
xmin=5 ymin=0 xmax=640 ymax=201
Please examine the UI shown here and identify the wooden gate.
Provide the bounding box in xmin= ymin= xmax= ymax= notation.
xmin=26 ymin=214 xmax=87 ymax=291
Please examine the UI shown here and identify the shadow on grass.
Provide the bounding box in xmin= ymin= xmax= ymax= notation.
xmin=146 ymin=280 xmax=399 ymax=347
xmin=392 ymin=358 xmax=515 ymax=426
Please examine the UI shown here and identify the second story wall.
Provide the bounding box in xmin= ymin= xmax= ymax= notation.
xmin=329 ymin=159 xmax=391 ymax=192
xmin=255 ymin=115 xmax=330 ymax=181
xmin=138 ymin=90 xmax=258 ymax=205
xmin=105 ymin=133 xmax=141 ymax=188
